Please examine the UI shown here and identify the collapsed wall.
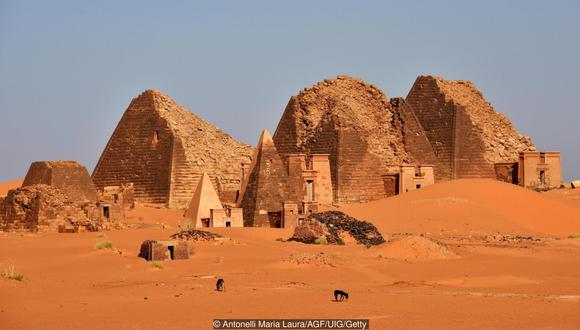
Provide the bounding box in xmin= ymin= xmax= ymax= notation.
xmin=0 ymin=184 xmax=102 ymax=232
xmin=273 ymin=75 xmax=436 ymax=203
xmin=92 ymin=90 xmax=253 ymax=209
xmin=405 ymin=76 xmax=536 ymax=180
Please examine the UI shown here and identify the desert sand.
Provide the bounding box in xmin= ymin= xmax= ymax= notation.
xmin=1 ymin=179 xmax=580 ymax=329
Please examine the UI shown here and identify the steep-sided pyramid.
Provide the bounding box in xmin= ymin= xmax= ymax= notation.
xmin=405 ymin=76 xmax=536 ymax=180
xmin=238 ymin=130 xmax=292 ymax=227
xmin=92 ymin=90 xmax=253 ymax=208
xmin=183 ymin=172 xmax=223 ymax=228
xmin=273 ymin=75 xmax=438 ymax=203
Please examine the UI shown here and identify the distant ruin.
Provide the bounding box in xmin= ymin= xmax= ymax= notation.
xmin=92 ymin=90 xmax=253 ymax=209
xmin=0 ymin=161 xmax=130 ymax=232
xmin=138 ymin=240 xmax=190 ymax=261
xmin=23 ymin=160 xmax=98 ymax=203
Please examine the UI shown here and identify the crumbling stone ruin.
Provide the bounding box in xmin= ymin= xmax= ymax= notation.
xmin=1 ymin=161 xmax=124 ymax=232
xmin=405 ymin=76 xmax=537 ymax=180
xmin=171 ymin=229 xmax=224 ymax=241
xmin=273 ymin=75 xmax=438 ymax=204
xmin=23 ymin=160 xmax=98 ymax=203
xmin=272 ymin=75 xmax=557 ymax=205
xmin=92 ymin=90 xmax=253 ymax=209
xmin=138 ymin=240 xmax=190 ymax=261
xmin=98 ymin=183 xmax=135 ymax=222
xmin=289 ymin=211 xmax=385 ymax=246
xmin=0 ymin=184 xmax=102 ymax=232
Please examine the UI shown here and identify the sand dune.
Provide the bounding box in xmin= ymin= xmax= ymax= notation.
xmin=2 ymin=180 xmax=580 ymax=328
xmin=342 ymin=179 xmax=580 ymax=237
xmin=0 ymin=179 xmax=22 ymax=197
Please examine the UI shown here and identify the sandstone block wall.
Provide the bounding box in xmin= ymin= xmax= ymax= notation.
xmin=273 ymin=76 xmax=438 ymax=203
xmin=405 ymin=76 xmax=535 ymax=180
xmin=0 ymin=184 xmax=103 ymax=232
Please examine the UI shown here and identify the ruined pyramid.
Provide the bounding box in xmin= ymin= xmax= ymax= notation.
xmin=23 ymin=160 xmax=98 ymax=203
xmin=92 ymin=90 xmax=254 ymax=208
xmin=405 ymin=76 xmax=536 ymax=180
xmin=238 ymin=129 xmax=292 ymax=227
xmin=183 ymin=172 xmax=224 ymax=228
xmin=273 ymin=75 xmax=438 ymax=203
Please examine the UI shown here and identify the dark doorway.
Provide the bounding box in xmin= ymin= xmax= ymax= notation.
xmin=268 ymin=212 xmax=282 ymax=228
xmin=383 ymin=175 xmax=399 ymax=197
xmin=539 ymin=170 xmax=546 ymax=185
xmin=225 ymin=221 xmax=231 ymax=227
xmin=416 ymin=184 xmax=421 ymax=189
xmin=168 ymin=246 xmax=174 ymax=260
xmin=103 ymin=206 xmax=110 ymax=219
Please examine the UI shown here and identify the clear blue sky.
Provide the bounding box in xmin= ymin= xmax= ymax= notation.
xmin=1 ymin=1 xmax=579 ymax=182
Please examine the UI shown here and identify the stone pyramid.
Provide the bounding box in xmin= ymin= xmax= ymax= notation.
xmin=183 ymin=172 xmax=223 ymax=228
xmin=272 ymin=75 xmax=437 ymax=203
xmin=238 ymin=129 xmax=291 ymax=227
xmin=405 ymin=76 xmax=536 ymax=180
xmin=92 ymin=90 xmax=253 ymax=208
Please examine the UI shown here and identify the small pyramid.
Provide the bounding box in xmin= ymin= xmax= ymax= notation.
xmin=238 ymin=129 xmax=292 ymax=227
xmin=183 ymin=172 xmax=223 ymax=228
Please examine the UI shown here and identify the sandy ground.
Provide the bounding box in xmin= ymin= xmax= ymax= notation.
xmin=1 ymin=179 xmax=580 ymax=329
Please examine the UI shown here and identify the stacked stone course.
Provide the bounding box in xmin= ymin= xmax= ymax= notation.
xmin=92 ymin=90 xmax=253 ymax=209
xmin=406 ymin=76 xmax=536 ymax=180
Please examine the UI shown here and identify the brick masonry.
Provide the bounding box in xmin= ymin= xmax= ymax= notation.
xmin=405 ymin=76 xmax=535 ymax=180
xmin=22 ymin=161 xmax=98 ymax=203
xmin=92 ymin=90 xmax=253 ymax=209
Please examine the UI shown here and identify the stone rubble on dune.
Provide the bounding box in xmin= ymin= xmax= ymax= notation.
xmin=170 ymin=228 xmax=224 ymax=241
xmin=282 ymin=252 xmax=338 ymax=267
xmin=289 ymin=211 xmax=385 ymax=246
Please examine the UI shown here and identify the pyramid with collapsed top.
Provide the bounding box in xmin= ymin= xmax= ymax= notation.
xmin=273 ymin=75 xmax=439 ymax=203
xmin=405 ymin=76 xmax=536 ymax=180
xmin=23 ymin=160 xmax=98 ymax=203
xmin=92 ymin=90 xmax=254 ymax=209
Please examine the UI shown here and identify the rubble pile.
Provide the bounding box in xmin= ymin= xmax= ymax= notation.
xmin=1 ymin=184 xmax=104 ymax=232
xmin=291 ymin=75 xmax=411 ymax=164
xmin=282 ymin=252 xmax=338 ymax=267
xmin=170 ymin=228 xmax=224 ymax=241
xmin=289 ymin=211 xmax=385 ymax=246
